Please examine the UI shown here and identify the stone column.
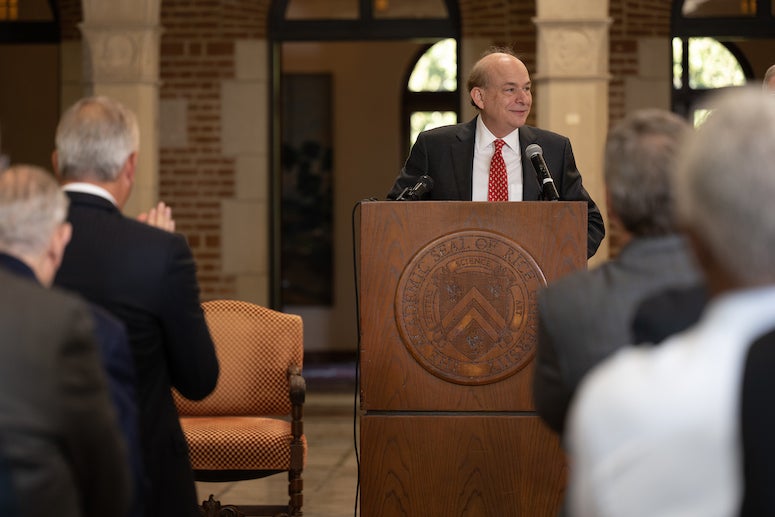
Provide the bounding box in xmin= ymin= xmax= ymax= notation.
xmin=80 ymin=0 xmax=161 ymax=217
xmin=534 ymin=0 xmax=611 ymax=264
xmin=220 ymin=40 xmax=271 ymax=306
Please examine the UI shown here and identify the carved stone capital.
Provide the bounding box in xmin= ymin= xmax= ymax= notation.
xmin=533 ymin=18 xmax=612 ymax=80
xmin=80 ymin=25 xmax=160 ymax=83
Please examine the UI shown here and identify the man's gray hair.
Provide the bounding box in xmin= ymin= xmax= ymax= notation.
xmin=55 ymin=96 xmax=139 ymax=182
xmin=0 ymin=164 xmax=69 ymax=257
xmin=763 ymin=64 xmax=775 ymax=91
xmin=605 ymin=108 xmax=690 ymax=236
xmin=674 ymin=87 xmax=775 ymax=285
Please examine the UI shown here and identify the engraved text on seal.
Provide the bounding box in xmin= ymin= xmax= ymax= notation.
xmin=395 ymin=231 xmax=546 ymax=385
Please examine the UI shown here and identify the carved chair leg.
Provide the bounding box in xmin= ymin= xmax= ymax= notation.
xmin=288 ymin=468 xmax=303 ymax=516
xmin=201 ymin=494 xmax=246 ymax=517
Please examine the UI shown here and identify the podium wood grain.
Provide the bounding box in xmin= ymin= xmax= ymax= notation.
xmin=360 ymin=415 xmax=567 ymax=517
xmin=358 ymin=201 xmax=585 ymax=516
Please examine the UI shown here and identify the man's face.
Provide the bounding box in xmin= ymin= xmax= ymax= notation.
xmin=471 ymin=55 xmax=532 ymax=137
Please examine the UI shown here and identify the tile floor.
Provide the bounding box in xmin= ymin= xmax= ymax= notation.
xmin=196 ymin=376 xmax=361 ymax=517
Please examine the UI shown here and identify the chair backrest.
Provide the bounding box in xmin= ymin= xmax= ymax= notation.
xmin=175 ymin=299 xmax=303 ymax=417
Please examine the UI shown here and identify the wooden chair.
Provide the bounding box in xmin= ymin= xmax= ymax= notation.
xmin=174 ymin=300 xmax=306 ymax=517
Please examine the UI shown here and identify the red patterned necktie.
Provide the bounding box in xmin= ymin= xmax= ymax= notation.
xmin=488 ymin=139 xmax=508 ymax=201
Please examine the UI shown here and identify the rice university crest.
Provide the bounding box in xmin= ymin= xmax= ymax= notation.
xmin=395 ymin=230 xmax=546 ymax=385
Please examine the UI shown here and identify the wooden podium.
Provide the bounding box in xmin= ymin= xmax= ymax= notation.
xmin=358 ymin=201 xmax=587 ymax=517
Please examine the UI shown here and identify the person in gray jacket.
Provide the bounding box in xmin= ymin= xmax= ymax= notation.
xmin=532 ymin=109 xmax=703 ymax=436
xmin=0 ymin=164 xmax=130 ymax=517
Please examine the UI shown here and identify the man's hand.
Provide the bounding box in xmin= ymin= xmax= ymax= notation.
xmin=137 ymin=201 xmax=176 ymax=232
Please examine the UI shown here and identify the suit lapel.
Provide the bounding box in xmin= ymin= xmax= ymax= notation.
xmin=452 ymin=118 xmax=477 ymax=200
xmin=519 ymin=126 xmax=542 ymax=201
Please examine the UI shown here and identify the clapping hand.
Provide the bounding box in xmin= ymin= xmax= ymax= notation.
xmin=137 ymin=201 xmax=176 ymax=232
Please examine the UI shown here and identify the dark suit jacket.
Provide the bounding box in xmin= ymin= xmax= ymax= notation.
xmin=0 ymin=453 xmax=15 ymax=517
xmin=387 ymin=117 xmax=605 ymax=257
xmin=90 ymin=305 xmax=145 ymax=517
xmin=1 ymin=253 xmax=144 ymax=517
xmin=631 ymin=283 xmax=708 ymax=345
xmin=740 ymin=328 xmax=775 ymax=517
xmin=0 ymin=267 xmax=130 ymax=517
xmin=55 ymin=192 xmax=219 ymax=517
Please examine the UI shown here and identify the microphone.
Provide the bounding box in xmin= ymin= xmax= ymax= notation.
xmin=525 ymin=144 xmax=560 ymax=201
xmin=395 ymin=175 xmax=434 ymax=201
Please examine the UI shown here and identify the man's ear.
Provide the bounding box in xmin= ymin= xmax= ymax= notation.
xmin=39 ymin=222 xmax=72 ymax=287
xmin=50 ymin=222 xmax=72 ymax=264
xmin=51 ymin=150 xmax=60 ymax=180
xmin=123 ymin=151 xmax=137 ymax=184
xmin=470 ymin=87 xmax=485 ymax=110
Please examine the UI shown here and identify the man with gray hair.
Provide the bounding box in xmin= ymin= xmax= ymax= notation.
xmin=0 ymin=164 xmax=131 ymax=517
xmin=53 ymin=96 xmax=219 ymax=517
xmin=532 ymin=109 xmax=702 ymax=436
xmin=567 ymin=87 xmax=775 ymax=516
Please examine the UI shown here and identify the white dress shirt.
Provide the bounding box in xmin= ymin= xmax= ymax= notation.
xmin=63 ymin=182 xmax=118 ymax=206
xmin=567 ymin=285 xmax=775 ymax=517
xmin=471 ymin=117 xmax=523 ymax=201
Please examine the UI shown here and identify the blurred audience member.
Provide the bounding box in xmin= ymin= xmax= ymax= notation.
xmin=52 ymin=96 xmax=219 ymax=517
xmin=763 ymin=64 xmax=775 ymax=92
xmin=2 ymin=164 xmax=144 ymax=516
xmin=739 ymin=328 xmax=775 ymax=516
xmin=0 ymin=164 xmax=130 ymax=517
xmin=567 ymin=87 xmax=775 ymax=517
xmin=631 ymin=283 xmax=708 ymax=344
xmin=0 ymin=453 xmax=16 ymax=516
xmin=533 ymin=109 xmax=701 ymax=436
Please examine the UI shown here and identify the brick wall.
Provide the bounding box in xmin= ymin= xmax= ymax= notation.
xmin=459 ymin=0 xmax=537 ymax=126
xmin=58 ymin=0 xmax=671 ymax=296
xmin=159 ymin=0 xmax=268 ymax=299
xmin=461 ymin=0 xmax=671 ymax=128
xmin=609 ymin=0 xmax=672 ymax=123
xmin=608 ymin=0 xmax=671 ymax=255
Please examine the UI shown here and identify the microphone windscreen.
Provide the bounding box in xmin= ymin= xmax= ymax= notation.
xmin=526 ymin=143 xmax=543 ymax=159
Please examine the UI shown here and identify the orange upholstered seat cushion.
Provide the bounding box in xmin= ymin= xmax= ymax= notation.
xmin=181 ymin=415 xmax=308 ymax=471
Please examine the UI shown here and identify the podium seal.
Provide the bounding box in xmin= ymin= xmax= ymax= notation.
xmin=395 ymin=230 xmax=546 ymax=385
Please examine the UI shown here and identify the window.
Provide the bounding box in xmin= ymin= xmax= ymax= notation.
xmin=682 ymin=0 xmax=756 ymax=17
xmin=0 ymin=0 xmax=18 ymax=21
xmin=672 ymin=37 xmax=746 ymax=90
xmin=672 ymin=37 xmax=748 ymax=124
xmin=669 ymin=0 xmax=772 ymax=122
xmin=403 ymin=38 xmax=459 ymax=156
xmin=0 ymin=0 xmax=58 ymax=42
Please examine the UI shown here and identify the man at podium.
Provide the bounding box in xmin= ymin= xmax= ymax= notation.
xmin=387 ymin=46 xmax=605 ymax=259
